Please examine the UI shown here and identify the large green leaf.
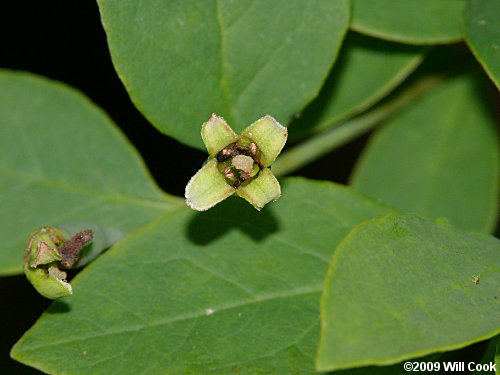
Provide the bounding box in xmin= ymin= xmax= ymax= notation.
xmin=11 ymin=178 xmax=395 ymax=374
xmin=317 ymin=214 xmax=500 ymax=371
xmin=351 ymin=0 xmax=466 ymax=44
xmin=351 ymin=74 xmax=499 ymax=233
xmin=97 ymin=0 xmax=350 ymax=149
xmin=290 ymin=32 xmax=425 ymax=139
xmin=0 ymin=70 xmax=183 ymax=276
xmin=464 ymin=0 xmax=500 ymax=90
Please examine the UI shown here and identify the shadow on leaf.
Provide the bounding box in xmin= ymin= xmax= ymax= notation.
xmin=186 ymin=196 xmax=280 ymax=245
xmin=46 ymin=299 xmax=71 ymax=314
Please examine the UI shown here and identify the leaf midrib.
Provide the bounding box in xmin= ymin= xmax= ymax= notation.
xmin=216 ymin=0 xmax=232 ymax=123
xmin=215 ymin=0 xmax=311 ymax=124
xmin=19 ymin=287 xmax=321 ymax=352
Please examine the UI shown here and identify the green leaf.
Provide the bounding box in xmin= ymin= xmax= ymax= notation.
xmin=314 ymin=352 xmax=448 ymax=375
xmin=351 ymin=0 xmax=466 ymax=45
xmin=315 ymin=347 xmax=481 ymax=375
xmin=0 ymin=70 xmax=183 ymax=276
xmin=12 ymin=178 xmax=396 ymax=375
xmin=97 ymin=0 xmax=350 ymax=149
xmin=290 ymin=32 xmax=425 ymax=139
xmin=464 ymin=0 xmax=500 ymax=90
xmin=351 ymin=74 xmax=499 ymax=233
xmin=317 ymin=214 xmax=500 ymax=371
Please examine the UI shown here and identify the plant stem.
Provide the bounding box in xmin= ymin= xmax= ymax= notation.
xmin=272 ymin=75 xmax=443 ymax=177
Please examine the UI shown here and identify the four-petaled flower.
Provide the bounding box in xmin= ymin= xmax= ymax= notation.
xmin=185 ymin=114 xmax=288 ymax=211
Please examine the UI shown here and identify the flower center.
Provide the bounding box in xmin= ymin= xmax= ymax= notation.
xmin=232 ymin=155 xmax=254 ymax=174
xmin=216 ymin=143 xmax=261 ymax=188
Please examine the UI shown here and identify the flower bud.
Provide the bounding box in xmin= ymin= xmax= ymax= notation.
xmin=24 ymin=226 xmax=93 ymax=299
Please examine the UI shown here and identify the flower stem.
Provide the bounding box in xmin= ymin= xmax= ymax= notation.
xmin=272 ymin=75 xmax=443 ymax=177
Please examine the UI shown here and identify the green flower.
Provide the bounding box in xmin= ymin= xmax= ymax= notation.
xmin=24 ymin=226 xmax=93 ymax=299
xmin=185 ymin=114 xmax=288 ymax=211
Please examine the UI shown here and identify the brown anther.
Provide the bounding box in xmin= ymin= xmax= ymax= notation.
xmin=222 ymin=148 xmax=233 ymax=156
xmin=225 ymin=172 xmax=234 ymax=179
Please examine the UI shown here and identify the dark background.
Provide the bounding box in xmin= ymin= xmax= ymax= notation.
xmin=1 ymin=2 xmax=496 ymax=374
xmin=0 ymin=2 xmax=364 ymax=374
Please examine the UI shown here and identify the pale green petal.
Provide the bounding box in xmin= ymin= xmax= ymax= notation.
xmin=25 ymin=266 xmax=72 ymax=299
xmin=31 ymin=241 xmax=62 ymax=268
xmin=201 ymin=114 xmax=238 ymax=157
xmin=24 ymin=226 xmax=72 ymax=299
xmin=25 ymin=226 xmax=66 ymax=267
xmin=236 ymin=168 xmax=281 ymax=210
xmin=185 ymin=158 xmax=235 ymax=211
xmin=239 ymin=115 xmax=288 ymax=167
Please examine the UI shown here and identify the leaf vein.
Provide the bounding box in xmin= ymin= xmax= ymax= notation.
xmin=21 ymin=288 xmax=320 ymax=352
